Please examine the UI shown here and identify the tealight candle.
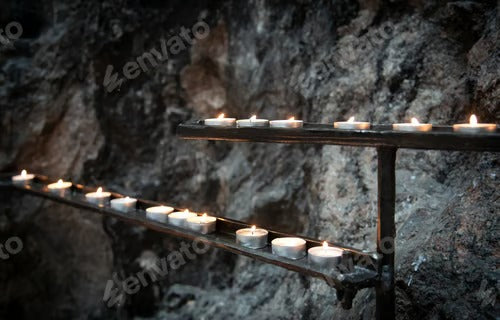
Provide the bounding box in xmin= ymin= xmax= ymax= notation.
xmin=308 ymin=241 xmax=343 ymax=268
xmin=236 ymin=225 xmax=268 ymax=249
xmin=393 ymin=117 xmax=432 ymax=132
xmin=269 ymin=117 xmax=303 ymax=128
xmin=271 ymin=237 xmax=306 ymax=260
xmin=146 ymin=205 xmax=175 ymax=222
xmin=168 ymin=209 xmax=197 ymax=227
xmin=186 ymin=213 xmax=217 ymax=234
xmin=85 ymin=187 xmax=111 ymax=205
xmin=334 ymin=116 xmax=370 ymax=130
xmin=236 ymin=115 xmax=269 ymax=127
xmin=47 ymin=179 xmax=72 ymax=196
xmin=110 ymin=196 xmax=137 ymax=212
xmin=453 ymin=114 xmax=496 ymax=133
xmin=12 ymin=170 xmax=35 ymax=185
xmin=204 ymin=113 xmax=236 ymax=127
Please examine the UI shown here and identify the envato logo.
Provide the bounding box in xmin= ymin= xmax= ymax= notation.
xmin=288 ymin=22 xmax=395 ymax=96
xmin=0 ymin=21 xmax=23 ymax=50
xmin=103 ymin=20 xmax=210 ymax=93
xmin=0 ymin=236 xmax=23 ymax=259
xmin=103 ymin=238 xmax=210 ymax=307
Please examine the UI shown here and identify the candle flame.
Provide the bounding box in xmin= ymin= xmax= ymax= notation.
xmin=251 ymin=225 xmax=256 ymax=235
xmin=21 ymin=169 xmax=27 ymax=177
xmin=348 ymin=116 xmax=355 ymax=122
xmin=57 ymin=179 xmax=63 ymax=186
xmin=217 ymin=113 xmax=225 ymax=119
xmin=201 ymin=213 xmax=208 ymax=223
xmin=125 ymin=196 xmax=129 ymax=199
xmin=288 ymin=117 xmax=295 ymax=121
xmin=250 ymin=115 xmax=257 ymax=121
xmin=411 ymin=117 xmax=420 ymax=124
xmin=183 ymin=209 xmax=189 ymax=214
xmin=97 ymin=187 xmax=102 ymax=194
xmin=470 ymin=114 xmax=477 ymax=125
xmin=322 ymin=241 xmax=329 ymax=248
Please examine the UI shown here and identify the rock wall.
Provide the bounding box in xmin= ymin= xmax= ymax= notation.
xmin=0 ymin=0 xmax=498 ymax=319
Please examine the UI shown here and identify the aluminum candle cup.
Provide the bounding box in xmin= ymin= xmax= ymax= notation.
xmin=12 ymin=170 xmax=35 ymax=185
xmin=168 ymin=210 xmax=197 ymax=227
xmin=186 ymin=214 xmax=217 ymax=234
xmin=271 ymin=237 xmax=306 ymax=260
xmin=236 ymin=116 xmax=269 ymax=127
xmin=110 ymin=197 xmax=137 ymax=212
xmin=47 ymin=179 xmax=72 ymax=196
xmin=85 ymin=187 xmax=111 ymax=205
xmin=334 ymin=117 xmax=370 ymax=130
xmin=269 ymin=117 xmax=303 ymax=128
xmin=308 ymin=242 xmax=343 ymax=268
xmin=204 ymin=114 xmax=236 ymax=127
xmin=146 ymin=206 xmax=174 ymax=223
xmin=453 ymin=114 xmax=496 ymax=133
xmin=393 ymin=118 xmax=432 ymax=132
xmin=236 ymin=226 xmax=268 ymax=249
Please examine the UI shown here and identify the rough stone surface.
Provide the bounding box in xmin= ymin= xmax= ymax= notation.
xmin=0 ymin=1 xmax=498 ymax=319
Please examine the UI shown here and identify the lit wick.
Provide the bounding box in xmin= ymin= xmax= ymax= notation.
xmin=201 ymin=213 xmax=207 ymax=224
xmin=21 ymin=170 xmax=27 ymax=177
xmin=288 ymin=117 xmax=295 ymax=121
xmin=411 ymin=117 xmax=419 ymax=124
xmin=57 ymin=179 xmax=64 ymax=187
xmin=250 ymin=115 xmax=257 ymax=122
xmin=347 ymin=116 xmax=355 ymax=123
xmin=251 ymin=225 xmax=256 ymax=235
xmin=218 ymin=113 xmax=225 ymax=119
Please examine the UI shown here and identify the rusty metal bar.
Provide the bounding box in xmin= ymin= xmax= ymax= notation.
xmin=177 ymin=122 xmax=500 ymax=152
xmin=376 ymin=147 xmax=396 ymax=320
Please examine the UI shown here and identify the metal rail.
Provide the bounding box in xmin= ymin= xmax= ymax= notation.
xmin=176 ymin=121 xmax=500 ymax=320
xmin=0 ymin=174 xmax=380 ymax=309
xmin=177 ymin=122 xmax=500 ymax=151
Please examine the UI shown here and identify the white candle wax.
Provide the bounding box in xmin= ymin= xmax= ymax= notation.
xmin=186 ymin=213 xmax=217 ymax=234
xmin=146 ymin=205 xmax=174 ymax=222
xmin=236 ymin=226 xmax=268 ymax=249
xmin=12 ymin=170 xmax=35 ymax=185
xmin=168 ymin=209 xmax=198 ymax=227
xmin=269 ymin=117 xmax=303 ymax=128
xmin=334 ymin=117 xmax=370 ymax=130
xmin=110 ymin=196 xmax=137 ymax=212
xmin=393 ymin=117 xmax=432 ymax=132
xmin=453 ymin=114 xmax=496 ymax=133
xmin=47 ymin=179 xmax=72 ymax=196
xmin=308 ymin=242 xmax=343 ymax=268
xmin=271 ymin=237 xmax=306 ymax=260
xmin=85 ymin=187 xmax=111 ymax=205
xmin=204 ymin=113 xmax=236 ymax=127
xmin=236 ymin=115 xmax=269 ymax=127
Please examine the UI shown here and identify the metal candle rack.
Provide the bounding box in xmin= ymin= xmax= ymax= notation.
xmin=176 ymin=121 xmax=500 ymax=320
xmin=0 ymin=174 xmax=379 ymax=310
